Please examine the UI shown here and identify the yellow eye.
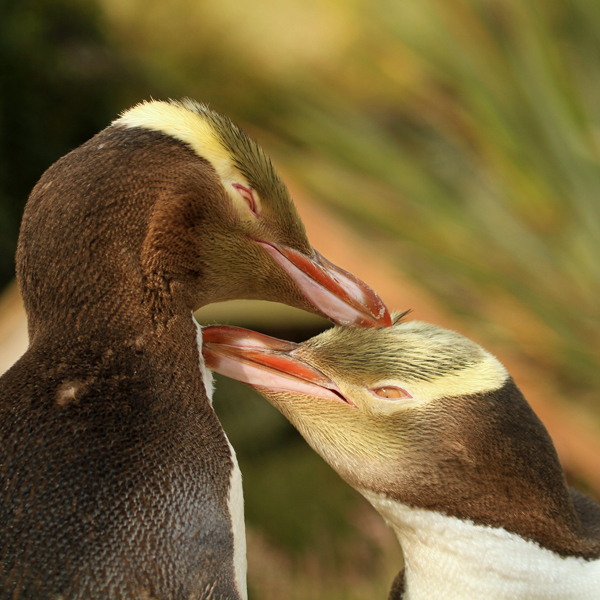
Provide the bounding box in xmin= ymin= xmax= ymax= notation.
xmin=370 ymin=386 xmax=411 ymax=400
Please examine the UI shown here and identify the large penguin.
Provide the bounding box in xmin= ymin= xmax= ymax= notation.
xmin=0 ymin=99 xmax=390 ymax=600
xmin=202 ymin=318 xmax=600 ymax=599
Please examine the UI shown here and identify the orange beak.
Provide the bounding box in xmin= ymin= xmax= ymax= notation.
xmin=258 ymin=241 xmax=391 ymax=328
xmin=202 ymin=325 xmax=353 ymax=405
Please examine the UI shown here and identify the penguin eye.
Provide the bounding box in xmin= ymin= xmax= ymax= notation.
xmin=232 ymin=183 xmax=259 ymax=217
xmin=370 ymin=386 xmax=412 ymax=400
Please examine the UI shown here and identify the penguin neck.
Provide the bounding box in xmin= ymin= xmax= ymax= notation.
xmin=23 ymin=273 xmax=197 ymax=351
xmin=362 ymin=491 xmax=600 ymax=600
xmin=15 ymin=126 xmax=220 ymax=346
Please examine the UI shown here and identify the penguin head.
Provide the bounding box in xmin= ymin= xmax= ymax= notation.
xmin=202 ymin=316 xmax=573 ymax=537
xmin=17 ymin=99 xmax=390 ymax=333
xmin=202 ymin=316 xmax=508 ymax=490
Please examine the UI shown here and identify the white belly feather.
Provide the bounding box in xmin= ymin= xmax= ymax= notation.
xmin=362 ymin=490 xmax=600 ymax=600
xmin=194 ymin=318 xmax=247 ymax=599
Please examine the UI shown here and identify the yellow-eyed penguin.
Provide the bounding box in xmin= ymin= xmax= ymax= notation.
xmin=202 ymin=318 xmax=600 ymax=600
xmin=0 ymin=99 xmax=391 ymax=600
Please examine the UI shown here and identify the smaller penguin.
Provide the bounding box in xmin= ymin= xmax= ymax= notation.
xmin=202 ymin=317 xmax=600 ymax=600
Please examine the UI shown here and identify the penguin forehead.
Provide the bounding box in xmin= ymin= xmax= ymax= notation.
xmin=298 ymin=320 xmax=509 ymax=401
xmin=114 ymin=99 xmax=283 ymax=195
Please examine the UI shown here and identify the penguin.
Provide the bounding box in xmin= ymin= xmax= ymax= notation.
xmin=0 ymin=99 xmax=391 ymax=600
xmin=201 ymin=317 xmax=600 ymax=600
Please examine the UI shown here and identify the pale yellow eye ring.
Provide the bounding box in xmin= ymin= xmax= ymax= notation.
xmin=370 ymin=386 xmax=412 ymax=400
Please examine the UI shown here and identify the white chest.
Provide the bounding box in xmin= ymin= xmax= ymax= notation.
xmin=194 ymin=318 xmax=215 ymax=403
xmin=194 ymin=319 xmax=247 ymax=600
xmin=362 ymin=490 xmax=600 ymax=600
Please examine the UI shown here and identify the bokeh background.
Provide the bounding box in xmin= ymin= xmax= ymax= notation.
xmin=1 ymin=0 xmax=600 ymax=597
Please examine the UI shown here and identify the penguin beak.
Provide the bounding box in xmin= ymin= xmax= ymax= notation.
xmin=257 ymin=241 xmax=391 ymax=329
xmin=202 ymin=325 xmax=352 ymax=405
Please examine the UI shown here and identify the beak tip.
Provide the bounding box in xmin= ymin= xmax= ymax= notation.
xmin=353 ymin=307 xmax=392 ymax=329
xmin=261 ymin=241 xmax=392 ymax=330
xmin=356 ymin=291 xmax=392 ymax=329
xmin=379 ymin=307 xmax=393 ymax=328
